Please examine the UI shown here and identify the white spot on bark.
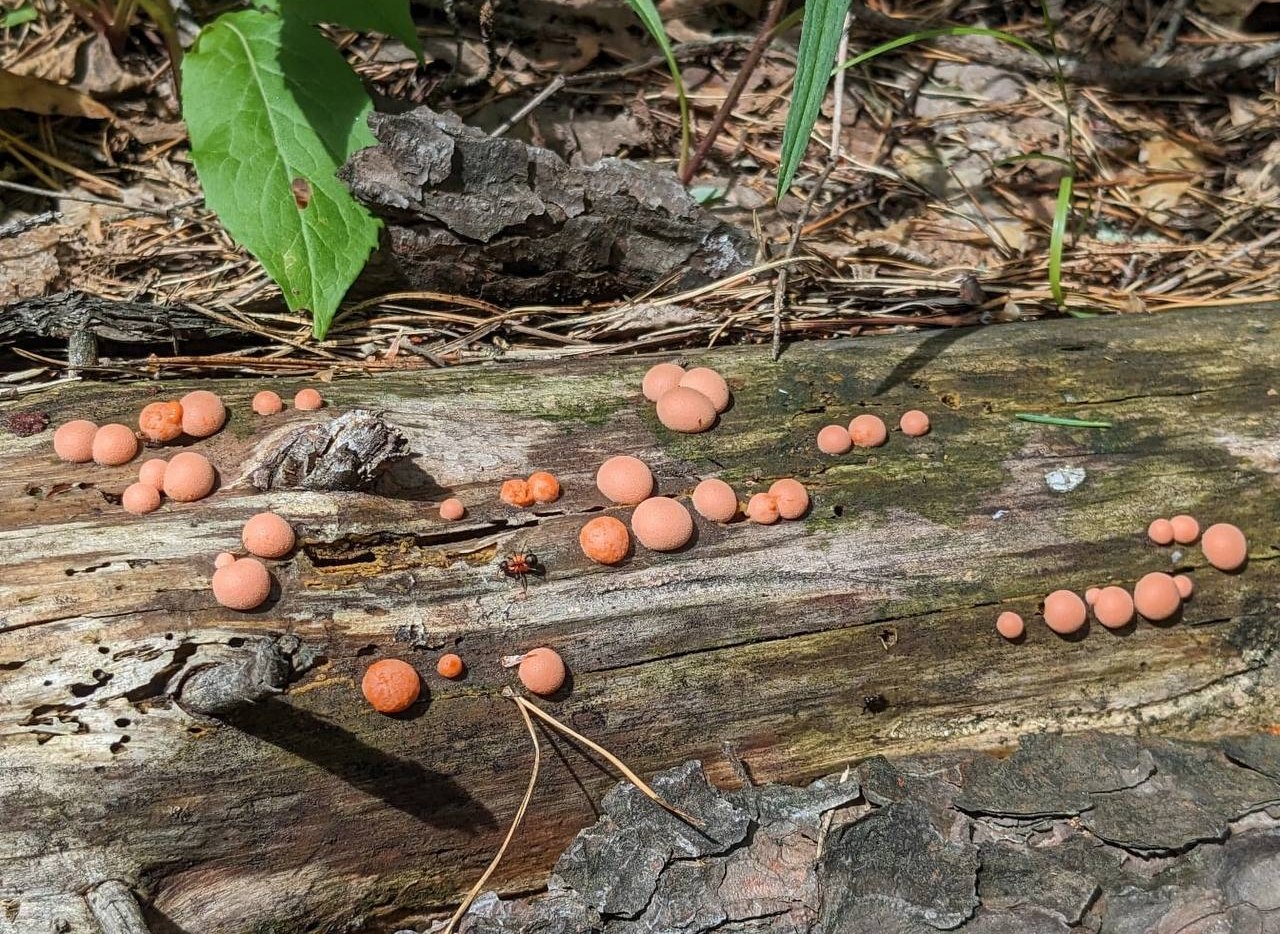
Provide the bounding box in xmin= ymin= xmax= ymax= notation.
xmin=1045 ymin=466 xmax=1087 ymax=493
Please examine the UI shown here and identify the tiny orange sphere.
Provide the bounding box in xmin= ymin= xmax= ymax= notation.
xmin=1043 ymin=590 xmax=1087 ymax=634
xmin=439 ymin=498 xmax=465 ymax=521
xmin=294 ymin=388 xmax=324 ymax=411
xmin=849 ymin=414 xmax=888 ymax=448
xmin=139 ymin=401 xmax=184 ymax=442
xmin=1173 ymin=574 xmax=1195 ymax=600
xmin=1092 ymin=586 xmax=1135 ymax=629
xmin=817 ymin=424 xmax=852 ymax=455
xmin=252 ymin=390 xmax=283 ymax=415
xmin=362 ymin=659 xmax=420 ymax=713
xmin=1170 ymin=514 xmax=1200 ymax=545
xmin=242 ymin=512 xmax=296 ymax=559
xmin=996 ymin=611 xmax=1024 ymax=640
xmin=163 ymin=451 xmax=216 ymax=502
xmin=579 ymin=515 xmax=631 ymax=565
xmin=122 ymin=482 xmax=161 ymax=516
xmin=1147 ymin=518 xmax=1175 ymax=546
xmin=642 ymin=363 xmax=685 ymax=402
xmin=500 ymin=478 xmax=535 ymax=507
xmin=691 ymin=478 xmax=738 ymax=523
xmin=528 ymin=471 xmax=561 ymax=504
xmin=518 ymin=647 xmax=566 ymax=696
xmin=746 ymin=493 xmax=780 ymax=525
xmin=1134 ymin=572 xmax=1181 ymax=621
xmin=180 ymin=390 xmax=226 ymax=438
xmin=138 ymin=458 xmax=167 ymax=491
xmin=214 ymin=552 xmax=237 ymax=569
xmin=437 ymin=653 xmax=465 ymax=679
xmin=211 ymin=557 xmax=271 ymax=611
xmin=899 ymin=410 xmax=931 ymax=437
xmin=768 ymin=479 xmax=809 ymax=520
xmin=92 ymin=424 xmax=139 ymax=466
xmin=53 ymin=419 xmax=98 ymax=463
xmin=1201 ymin=522 xmax=1247 ymax=572
xmin=1085 ymin=587 xmax=1101 ymax=606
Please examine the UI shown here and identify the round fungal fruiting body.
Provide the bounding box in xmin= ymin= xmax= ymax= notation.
xmin=92 ymin=424 xmax=139 ymax=466
xmin=1043 ymin=590 xmax=1087 ymax=634
xmin=817 ymin=425 xmax=852 ymax=455
xmin=579 ymin=516 xmax=630 ymax=565
xmin=138 ymin=401 xmax=184 ymax=442
xmin=996 ymin=611 xmax=1024 ymax=640
xmin=163 ymin=451 xmax=216 ymax=502
xmin=746 ymin=493 xmax=780 ymax=525
xmin=656 ymin=387 xmax=718 ymax=433
xmin=53 ymin=419 xmax=98 ymax=463
xmin=518 ymin=647 xmax=566 ymax=696
xmin=678 ymin=367 xmax=730 ymax=413
xmin=596 ymin=455 xmax=654 ymax=505
xmin=1173 ymin=574 xmax=1195 ymax=599
xmin=899 ymin=410 xmax=931 ymax=437
xmin=437 ymin=653 xmax=465 ymax=679
xmin=1147 ymin=518 xmax=1175 ymax=546
xmin=1170 ymin=514 xmax=1200 ymax=545
xmin=241 ymin=512 xmax=296 ymax=559
xmin=138 ymin=458 xmax=167 ymax=490
xmin=528 ymin=471 xmax=561 ymax=504
xmin=439 ymin=498 xmax=465 ymax=521
xmin=252 ymin=391 xmax=283 ymax=415
xmin=214 ymin=552 xmax=237 ymax=569
xmin=692 ymin=478 xmax=738 ymax=523
xmin=642 ymin=363 xmax=685 ymax=402
xmin=1201 ymin=522 xmax=1247 ymax=572
xmin=849 ymin=414 xmax=888 ymax=448
xmin=362 ymin=659 xmax=420 ymax=713
xmin=1092 ymin=586 xmax=1135 ymax=629
xmin=500 ymin=478 xmax=534 ymax=507
xmin=294 ymin=388 xmax=324 ymax=411
xmin=211 ymin=557 xmax=272 ymax=611
xmin=179 ymin=390 xmax=226 ymax=438
xmin=122 ymin=483 xmax=161 ymax=515
xmin=768 ymin=479 xmax=809 ymax=520
xmin=1085 ymin=587 xmax=1101 ymax=606
xmin=631 ymin=496 xmax=694 ymax=551
xmin=1134 ymin=572 xmax=1181 ymax=621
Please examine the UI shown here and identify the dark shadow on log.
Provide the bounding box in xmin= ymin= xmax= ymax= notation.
xmin=873 ymin=326 xmax=975 ymax=396
xmin=222 ymin=696 xmax=498 ymax=832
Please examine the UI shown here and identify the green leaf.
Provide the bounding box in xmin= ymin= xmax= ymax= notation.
xmin=1 ymin=5 xmax=37 ymax=27
xmin=253 ymin=0 xmax=422 ymax=59
xmin=1048 ymin=175 xmax=1071 ymax=308
xmin=182 ymin=9 xmax=381 ymax=340
xmin=776 ymin=0 xmax=851 ymax=197
xmin=622 ymin=0 xmax=690 ymax=172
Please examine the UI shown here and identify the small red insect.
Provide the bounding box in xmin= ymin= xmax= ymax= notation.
xmin=499 ymin=552 xmax=544 ymax=591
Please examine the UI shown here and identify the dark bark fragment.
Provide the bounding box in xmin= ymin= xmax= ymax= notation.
xmin=241 ymin=409 xmax=410 ymax=492
xmin=339 ymin=107 xmax=754 ymax=305
xmin=0 ymin=290 xmax=237 ymax=345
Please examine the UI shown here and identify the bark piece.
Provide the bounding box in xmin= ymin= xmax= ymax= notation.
xmin=242 ymin=409 xmax=410 ymax=491
xmin=339 ymin=107 xmax=754 ymax=305
xmin=818 ymin=801 xmax=980 ymax=930
xmin=0 ymin=289 xmax=236 ymax=344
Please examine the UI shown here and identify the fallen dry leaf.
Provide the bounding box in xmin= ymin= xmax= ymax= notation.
xmin=0 ymin=68 xmax=113 ymax=119
xmin=1134 ymin=138 xmax=1206 ymax=223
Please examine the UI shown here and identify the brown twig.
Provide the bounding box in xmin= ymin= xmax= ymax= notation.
xmin=679 ymin=0 xmax=788 ymax=184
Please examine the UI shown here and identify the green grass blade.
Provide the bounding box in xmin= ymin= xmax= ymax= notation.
xmin=0 ymin=5 xmax=37 ymax=27
xmin=623 ymin=0 xmax=691 ymax=173
xmin=1049 ymin=174 xmax=1072 ymax=308
xmin=776 ymin=0 xmax=852 ymax=197
xmin=1015 ymin=413 xmax=1112 ymax=428
xmin=834 ymin=26 xmax=1043 ymax=74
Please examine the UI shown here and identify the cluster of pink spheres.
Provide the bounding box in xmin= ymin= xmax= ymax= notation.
xmin=817 ymin=410 xmax=930 ymax=455
xmin=643 ymin=362 xmax=731 ymax=433
xmin=996 ymin=514 xmax=1250 ymax=640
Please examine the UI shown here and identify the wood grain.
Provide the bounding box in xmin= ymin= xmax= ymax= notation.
xmin=2 ymin=307 xmax=1278 ymax=933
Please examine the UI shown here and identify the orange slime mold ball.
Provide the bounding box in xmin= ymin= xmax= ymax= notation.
xmin=362 ymin=659 xmax=420 ymax=713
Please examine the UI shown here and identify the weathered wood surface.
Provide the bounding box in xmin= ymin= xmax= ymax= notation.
xmin=1 ymin=307 xmax=1278 ymax=933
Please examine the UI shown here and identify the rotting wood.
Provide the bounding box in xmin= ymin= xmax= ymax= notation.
xmin=1 ymin=306 xmax=1278 ymax=933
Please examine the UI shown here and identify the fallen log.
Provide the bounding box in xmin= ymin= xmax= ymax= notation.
xmin=1 ymin=306 xmax=1277 ymax=933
